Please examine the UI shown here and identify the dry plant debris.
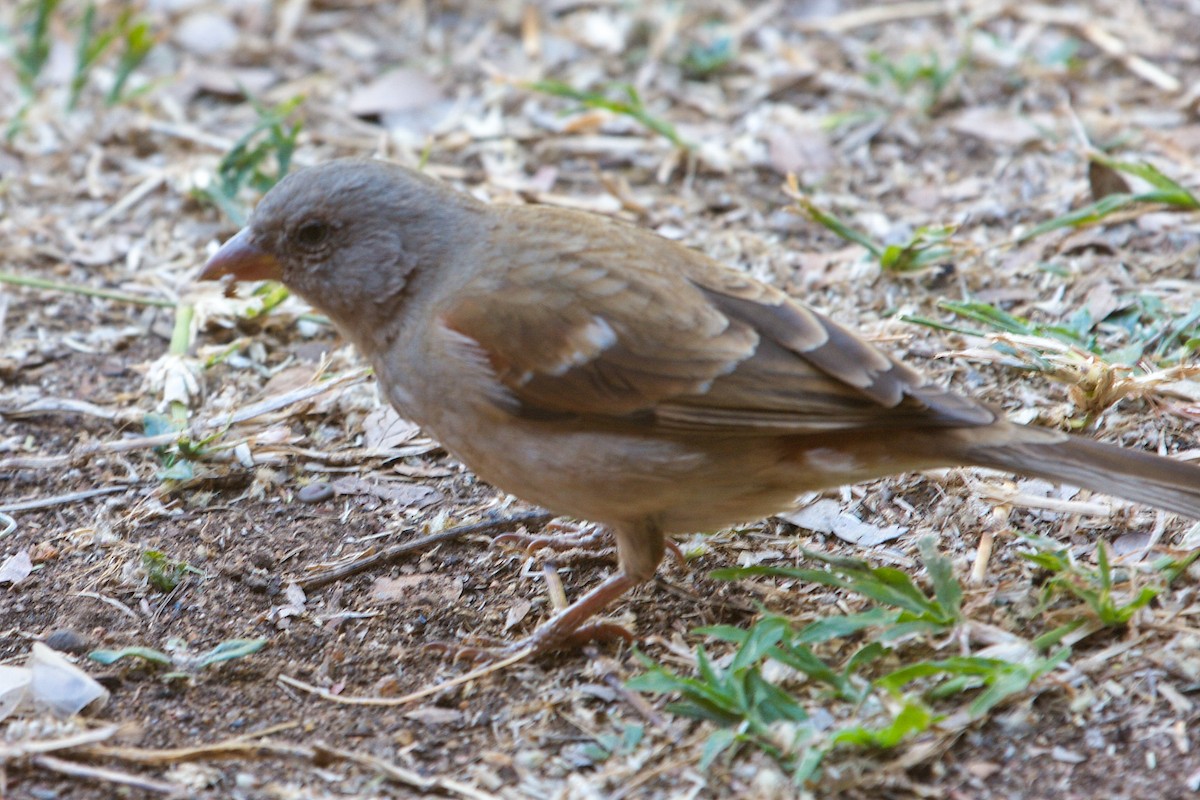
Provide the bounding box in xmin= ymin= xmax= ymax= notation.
xmin=2 ymin=0 xmax=1200 ymax=797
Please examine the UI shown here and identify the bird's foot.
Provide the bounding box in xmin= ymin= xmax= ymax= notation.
xmin=493 ymin=521 xmax=612 ymax=555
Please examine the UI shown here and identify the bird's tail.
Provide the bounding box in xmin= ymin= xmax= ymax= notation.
xmin=960 ymin=432 xmax=1200 ymax=519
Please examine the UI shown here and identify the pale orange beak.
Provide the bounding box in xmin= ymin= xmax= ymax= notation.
xmin=199 ymin=229 xmax=282 ymax=282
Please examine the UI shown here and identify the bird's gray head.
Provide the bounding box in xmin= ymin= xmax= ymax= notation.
xmin=201 ymin=158 xmax=480 ymax=326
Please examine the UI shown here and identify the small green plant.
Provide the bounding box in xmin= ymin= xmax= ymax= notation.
xmin=873 ymin=649 xmax=1070 ymax=719
xmin=526 ymin=80 xmax=690 ymax=149
xmin=1019 ymin=154 xmax=1199 ymax=242
xmin=143 ymin=411 xmax=215 ymax=482
xmin=681 ymin=31 xmax=736 ymax=78
xmin=90 ymin=638 xmax=266 ymax=680
xmin=106 ymin=10 xmax=156 ymax=105
xmin=902 ymin=293 xmax=1200 ymax=387
xmin=901 ymin=307 xmax=1183 ymax=425
xmin=579 ymin=723 xmax=645 ymax=764
xmin=715 ymin=538 xmax=964 ymax=640
xmin=141 ymin=549 xmax=201 ymax=592
xmin=704 ymin=617 xmax=885 ymax=703
xmin=866 ymin=49 xmax=963 ymax=113
xmin=68 ymin=3 xmax=119 ymax=110
xmin=8 ymin=0 xmax=60 ymax=136
xmin=629 ymin=539 xmax=1064 ymax=783
xmin=877 ymin=225 xmax=957 ymax=274
xmin=787 ymin=183 xmax=961 ymax=275
xmin=629 ymin=616 xmax=819 ymax=778
xmin=8 ymin=0 xmax=158 ymax=137
xmin=902 ymin=298 xmax=1094 ymax=362
xmin=14 ymin=0 xmax=60 ymax=95
xmin=195 ymin=96 xmax=304 ymax=225
xmin=1018 ymin=534 xmax=1174 ymax=626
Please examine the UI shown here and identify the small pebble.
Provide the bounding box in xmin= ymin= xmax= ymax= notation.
xmin=43 ymin=629 xmax=89 ymax=654
xmin=244 ymin=572 xmax=270 ymax=593
xmin=297 ymin=482 xmax=334 ymax=503
xmin=175 ymin=12 xmax=239 ymax=55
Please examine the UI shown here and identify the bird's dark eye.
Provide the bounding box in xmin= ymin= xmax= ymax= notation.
xmin=294 ymin=220 xmax=331 ymax=250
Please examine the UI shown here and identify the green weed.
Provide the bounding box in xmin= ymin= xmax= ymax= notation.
xmin=716 ymin=539 xmax=963 ymax=639
xmin=579 ymin=723 xmax=646 ymax=764
xmin=903 ymin=293 xmax=1200 ymax=373
xmin=90 ymin=638 xmax=266 ymax=679
xmin=1017 ymin=533 xmax=1195 ymax=626
xmin=631 ymin=539 xmax=1064 ymax=783
xmin=106 ymin=10 xmax=155 ymax=105
xmin=788 ymin=183 xmax=962 ymax=275
xmin=13 ymin=0 xmax=60 ymax=95
xmin=143 ymin=411 xmax=221 ymax=483
xmin=8 ymin=0 xmax=158 ymax=137
xmin=526 ymin=80 xmax=690 ymax=149
xmin=1019 ymin=154 xmax=1198 ymax=242
xmin=681 ymin=30 xmax=736 ymax=78
xmin=195 ymin=96 xmax=304 ymax=225
xmin=140 ymin=549 xmax=201 ymax=593
xmin=866 ymin=49 xmax=964 ymax=113
xmin=68 ymin=3 xmax=119 ymax=110
xmin=629 ymin=616 xmax=821 ymax=778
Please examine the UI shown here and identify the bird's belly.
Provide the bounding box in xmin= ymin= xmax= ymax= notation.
xmin=378 ymin=363 xmax=938 ymax=535
xmin=423 ymin=415 xmax=819 ymax=534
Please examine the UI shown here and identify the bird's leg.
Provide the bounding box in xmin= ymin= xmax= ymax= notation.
xmin=430 ymin=519 xmax=666 ymax=662
xmin=494 ymin=519 xmax=686 ymax=566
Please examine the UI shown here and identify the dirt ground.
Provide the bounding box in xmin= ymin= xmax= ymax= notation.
xmin=3 ymin=1 xmax=1200 ymax=798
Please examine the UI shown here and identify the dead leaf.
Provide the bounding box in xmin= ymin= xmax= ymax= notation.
xmin=1088 ymin=158 xmax=1131 ymax=200
xmin=0 ymin=551 xmax=33 ymax=586
xmin=261 ymin=366 xmax=317 ymax=397
xmin=348 ymin=69 xmax=444 ymax=117
xmin=779 ymin=499 xmax=908 ymax=547
xmin=1111 ymin=532 xmax=1151 ymax=556
xmin=370 ymin=575 xmax=463 ymax=605
xmin=404 ymin=706 xmax=466 ymax=726
xmin=767 ymin=127 xmax=834 ymax=178
xmin=362 ymin=405 xmax=421 ymax=451
xmin=948 ymin=107 xmax=1042 ymax=149
xmin=503 ymin=599 xmax=533 ymax=631
xmin=330 ymin=476 xmax=442 ymax=508
xmin=193 ymin=67 xmax=278 ymax=99
xmin=1082 ymin=282 xmax=1120 ymax=323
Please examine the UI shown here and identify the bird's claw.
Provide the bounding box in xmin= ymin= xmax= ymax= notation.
xmin=492 ymin=523 xmax=612 ymax=556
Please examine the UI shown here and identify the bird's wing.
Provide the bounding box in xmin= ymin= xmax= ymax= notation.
xmin=436 ymin=208 xmax=995 ymax=434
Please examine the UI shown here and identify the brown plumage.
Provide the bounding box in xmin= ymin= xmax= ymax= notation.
xmin=201 ymin=158 xmax=1200 ymax=658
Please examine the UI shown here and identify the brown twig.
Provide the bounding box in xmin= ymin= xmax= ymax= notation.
xmin=277 ymin=647 xmax=533 ymax=708
xmin=1014 ymin=5 xmax=1181 ymax=93
xmin=795 ymin=0 xmax=949 ymax=33
xmin=81 ymin=732 xmax=496 ymax=799
xmin=0 ymin=432 xmax=177 ymax=472
xmin=0 ymin=485 xmax=132 ymax=513
xmin=0 ymin=725 xmax=121 ymax=759
xmin=31 ymin=755 xmax=179 ymax=796
xmin=0 ymin=369 xmax=373 ymax=474
xmin=295 ymin=510 xmax=554 ymax=590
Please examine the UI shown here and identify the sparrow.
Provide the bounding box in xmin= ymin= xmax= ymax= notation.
xmin=200 ymin=158 xmax=1200 ymax=658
